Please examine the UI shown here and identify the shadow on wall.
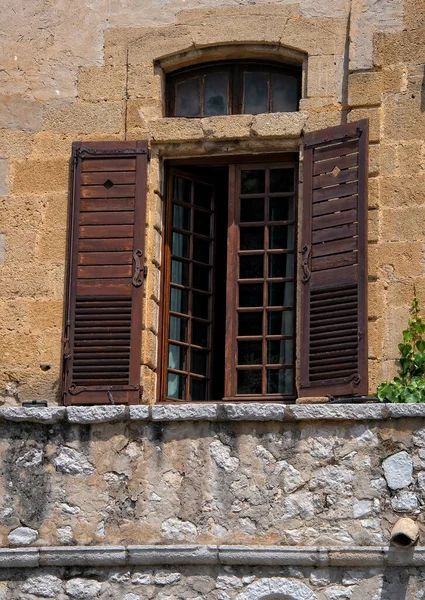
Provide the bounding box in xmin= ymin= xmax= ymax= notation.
xmin=380 ymin=565 xmax=409 ymax=600
xmin=421 ymin=65 xmax=425 ymax=112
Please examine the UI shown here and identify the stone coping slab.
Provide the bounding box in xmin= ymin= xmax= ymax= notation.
xmin=0 ymin=545 xmax=424 ymax=568
xmin=1 ymin=403 xmax=425 ymax=423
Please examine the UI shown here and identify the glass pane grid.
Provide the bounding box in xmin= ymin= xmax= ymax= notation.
xmin=167 ymin=176 xmax=214 ymax=401
xmin=235 ymin=166 xmax=296 ymax=397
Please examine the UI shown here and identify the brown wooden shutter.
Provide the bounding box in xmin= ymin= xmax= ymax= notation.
xmin=62 ymin=141 xmax=148 ymax=405
xmin=300 ymin=120 xmax=368 ymax=397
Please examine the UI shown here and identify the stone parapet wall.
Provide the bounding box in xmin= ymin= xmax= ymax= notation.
xmin=0 ymin=408 xmax=422 ymax=549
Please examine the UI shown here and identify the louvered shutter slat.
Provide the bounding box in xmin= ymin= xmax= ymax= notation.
xmin=62 ymin=141 xmax=148 ymax=405
xmin=300 ymin=120 xmax=368 ymax=397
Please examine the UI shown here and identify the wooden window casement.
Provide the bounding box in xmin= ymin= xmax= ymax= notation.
xmin=62 ymin=141 xmax=148 ymax=405
xmin=166 ymin=60 xmax=301 ymax=117
xmin=62 ymin=120 xmax=368 ymax=405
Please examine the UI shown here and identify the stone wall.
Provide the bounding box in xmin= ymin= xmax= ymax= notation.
xmin=0 ymin=405 xmax=421 ymax=548
xmin=0 ymin=0 xmax=424 ymax=403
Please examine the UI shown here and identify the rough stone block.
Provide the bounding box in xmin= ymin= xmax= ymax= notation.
xmin=388 ymin=405 xmax=425 ymax=418
xmin=0 ymin=159 xmax=8 ymax=197
xmin=348 ymin=108 xmax=380 ymax=142
xmin=383 ymin=93 xmax=425 ymax=141
xmin=202 ymin=115 xmax=252 ymax=140
xmin=78 ymin=66 xmax=126 ymax=102
xmin=303 ymin=109 xmax=343 ymax=132
xmin=128 ymin=545 xmax=218 ymax=565
xmin=151 ymin=404 xmax=218 ymax=421
xmin=381 ymin=207 xmax=425 ymax=243
xmin=348 ymin=72 xmax=382 ymax=107
xmin=0 ymin=129 xmax=33 ymax=158
xmin=382 ymin=451 xmax=413 ymax=490
xmin=0 ymin=548 xmax=39 ymax=568
xmin=218 ymin=546 xmax=327 ymax=566
xmin=382 ymin=64 xmax=406 ymax=93
xmin=43 ymin=102 xmax=123 ymax=134
xmin=67 ymin=406 xmax=126 ymax=424
xmin=380 ymin=175 xmax=425 ymax=209
xmin=35 ymin=227 xmax=67 ymax=263
xmin=219 ymin=404 xmax=285 ymax=421
xmin=287 ymin=404 xmax=385 ymax=420
xmin=0 ymin=407 xmax=65 ymax=423
xmin=10 ymin=159 xmax=68 ymax=194
xmin=377 ymin=242 xmax=424 ymax=278
xmin=329 ymin=548 xmax=385 ymax=567
xmin=8 ymin=527 xmax=38 ymax=546
xmin=127 ymin=66 xmax=160 ymax=100
xmin=128 ymin=26 xmax=194 ymax=65
xmin=149 ymin=118 xmax=205 ymax=143
xmin=128 ymin=406 xmax=149 ymax=420
xmin=252 ymin=112 xmax=307 ymax=138
xmin=307 ymin=55 xmax=341 ymax=98
xmin=0 ymin=95 xmax=42 ymax=132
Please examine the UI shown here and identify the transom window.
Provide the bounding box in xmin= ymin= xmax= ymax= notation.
xmin=161 ymin=159 xmax=297 ymax=402
xmin=166 ymin=60 xmax=301 ymax=117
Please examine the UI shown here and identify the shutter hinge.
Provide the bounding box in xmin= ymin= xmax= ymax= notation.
xmin=301 ymin=244 xmax=311 ymax=283
xmin=132 ymin=249 xmax=146 ymax=287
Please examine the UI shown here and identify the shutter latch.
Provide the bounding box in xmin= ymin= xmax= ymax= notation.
xmin=132 ymin=249 xmax=145 ymax=287
xmin=301 ymin=244 xmax=311 ymax=283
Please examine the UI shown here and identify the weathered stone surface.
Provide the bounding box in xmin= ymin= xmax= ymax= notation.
xmin=161 ymin=518 xmax=198 ymax=542
xmin=128 ymin=545 xmax=217 ymax=565
xmin=40 ymin=546 xmax=126 ymax=567
xmin=391 ymin=491 xmax=418 ymax=512
xmin=0 ymin=407 xmax=65 ymax=423
xmin=51 ymin=446 xmax=95 ymax=476
xmin=235 ymin=577 xmax=316 ymax=600
xmin=210 ymin=439 xmax=239 ymax=472
xmin=67 ymin=406 xmax=126 ymax=424
xmin=0 ymin=548 xmax=39 ymax=568
xmin=152 ymin=404 xmax=217 ymax=421
xmin=21 ymin=574 xmax=62 ymax=598
xmin=65 ymin=578 xmax=102 ymax=599
xmin=0 ymin=95 xmax=42 ymax=132
xmin=0 ymin=159 xmax=8 ymax=197
xmin=287 ymin=404 xmax=385 ymax=420
xmin=128 ymin=405 xmax=150 ymax=420
xmin=221 ymin=404 xmax=285 ymax=420
xmin=0 ymin=233 xmax=6 ymax=265
xmin=252 ymin=111 xmax=307 ymax=138
xmin=8 ymin=527 xmax=38 ymax=546
xmin=382 ymin=451 xmax=413 ymax=490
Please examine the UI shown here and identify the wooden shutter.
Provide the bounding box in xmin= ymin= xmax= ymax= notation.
xmin=62 ymin=141 xmax=148 ymax=405
xmin=300 ymin=120 xmax=368 ymax=397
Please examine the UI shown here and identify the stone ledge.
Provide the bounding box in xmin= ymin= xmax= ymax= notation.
xmin=1 ymin=403 xmax=425 ymax=423
xmin=0 ymin=546 xmax=424 ymax=568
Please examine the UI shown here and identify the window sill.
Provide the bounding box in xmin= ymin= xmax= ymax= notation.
xmin=1 ymin=403 xmax=425 ymax=424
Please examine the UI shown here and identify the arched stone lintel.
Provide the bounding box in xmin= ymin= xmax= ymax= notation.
xmin=235 ymin=577 xmax=316 ymax=600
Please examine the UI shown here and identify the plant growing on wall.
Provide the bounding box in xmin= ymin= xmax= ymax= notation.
xmin=377 ymin=296 xmax=425 ymax=403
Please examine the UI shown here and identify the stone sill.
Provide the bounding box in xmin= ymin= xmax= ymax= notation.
xmin=0 ymin=545 xmax=424 ymax=568
xmin=1 ymin=403 xmax=425 ymax=424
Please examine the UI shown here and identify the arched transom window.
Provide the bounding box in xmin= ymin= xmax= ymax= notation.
xmin=166 ymin=60 xmax=301 ymax=117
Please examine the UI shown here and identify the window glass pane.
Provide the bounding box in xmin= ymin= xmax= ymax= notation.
xmin=172 ymin=232 xmax=190 ymax=258
xmin=192 ymin=320 xmax=209 ymax=347
xmin=267 ymin=310 xmax=293 ymax=335
xmin=268 ymin=282 xmax=294 ymax=306
xmin=243 ymin=72 xmax=268 ymax=114
xmin=238 ymin=341 xmax=262 ymax=365
xmin=240 ymin=227 xmax=264 ymax=250
xmin=238 ymin=312 xmax=263 ymax=336
xmin=270 ymin=169 xmax=294 ymax=193
xmin=194 ymin=210 xmax=211 ymax=236
xmin=168 ymin=373 xmax=186 ymax=399
xmin=241 ymin=170 xmax=265 ymax=194
xmin=237 ymin=370 xmax=262 ymax=394
xmin=191 ymin=378 xmax=207 ymax=400
xmin=204 ymin=71 xmax=229 ymax=116
xmin=239 ymin=283 xmax=263 ymax=307
xmin=272 ymin=73 xmax=298 ymax=112
xmin=193 ymin=237 xmax=210 ymax=264
xmin=194 ymin=182 xmax=213 ymax=209
xmin=267 ymin=340 xmax=293 ymax=364
xmin=270 ymin=197 xmax=294 ymax=221
xmin=193 ymin=264 xmax=210 ymax=292
xmin=170 ymin=287 xmax=188 ymax=314
xmin=191 ymin=349 xmax=208 ymax=375
xmin=173 ymin=177 xmax=192 ymax=203
xmin=176 ymin=77 xmax=201 ymax=117
xmin=240 ymin=197 xmax=264 ymax=222
xmin=268 ymin=253 xmax=294 ymax=278
xmin=171 ymin=259 xmax=189 ymax=286
xmin=192 ymin=292 xmax=209 ymax=319
xmin=169 ymin=316 xmax=188 ymax=342
xmin=267 ymin=368 xmax=293 ymax=394
xmin=168 ymin=343 xmax=187 ymax=371
xmin=240 ymin=255 xmax=263 ymax=279
xmin=173 ymin=205 xmax=190 ymax=229
xmin=269 ymin=225 xmax=294 ymax=250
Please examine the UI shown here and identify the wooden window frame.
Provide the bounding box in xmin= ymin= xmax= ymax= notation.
xmin=159 ymin=154 xmax=298 ymax=403
xmin=166 ymin=60 xmax=302 ymax=117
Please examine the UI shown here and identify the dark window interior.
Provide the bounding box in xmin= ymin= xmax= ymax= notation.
xmin=166 ymin=60 xmax=301 ymax=117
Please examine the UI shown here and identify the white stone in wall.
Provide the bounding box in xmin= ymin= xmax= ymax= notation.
xmin=236 ymin=577 xmax=316 ymax=600
xmin=57 ymin=525 xmax=73 ymax=544
xmin=281 ymin=493 xmax=315 ymax=520
xmin=391 ymin=491 xmax=419 ymax=512
xmin=417 ymin=471 xmax=425 ymax=491
xmin=325 ymin=586 xmax=354 ymax=599
xmin=65 ymin=578 xmax=102 ymax=599
xmin=352 ymin=500 xmax=373 ymax=518
xmin=161 ymin=517 xmax=198 ymax=541
xmin=382 ymin=451 xmax=413 ymax=490
xmin=16 ymin=448 xmax=43 ymax=468
xmin=8 ymin=526 xmax=38 ymax=546
xmin=123 ymin=594 xmax=141 ymax=600
xmin=310 ymin=568 xmax=331 ymax=586
xmin=154 ymin=572 xmax=181 ymax=585
xmin=21 ymin=575 xmax=62 ymax=598
xmin=52 ymin=446 xmax=95 ymax=475
xmin=216 ymin=575 xmax=243 ymax=590
xmin=210 ymin=439 xmax=239 ymax=472
xmin=131 ymin=573 xmax=152 ymax=585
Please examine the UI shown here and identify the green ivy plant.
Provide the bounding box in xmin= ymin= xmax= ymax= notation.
xmin=377 ymin=296 xmax=425 ymax=403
